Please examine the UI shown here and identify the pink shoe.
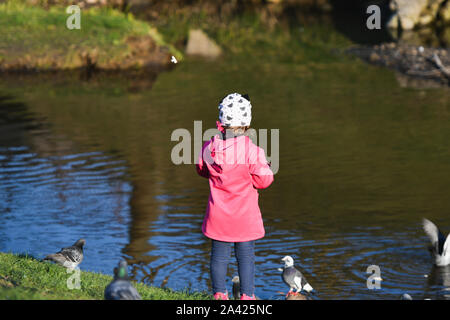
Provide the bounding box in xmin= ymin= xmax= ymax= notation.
xmin=214 ymin=292 xmax=229 ymax=300
xmin=286 ymin=291 xmax=298 ymax=297
xmin=240 ymin=294 xmax=256 ymax=300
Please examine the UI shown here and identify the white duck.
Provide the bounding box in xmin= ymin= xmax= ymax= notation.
xmin=423 ymin=218 xmax=450 ymax=266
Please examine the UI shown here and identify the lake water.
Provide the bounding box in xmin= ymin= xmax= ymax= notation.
xmin=0 ymin=54 xmax=449 ymax=299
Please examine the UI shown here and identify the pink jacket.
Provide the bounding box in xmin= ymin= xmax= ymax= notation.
xmin=196 ymin=134 xmax=274 ymax=242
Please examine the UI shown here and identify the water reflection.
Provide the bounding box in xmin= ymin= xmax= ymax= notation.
xmin=0 ymin=56 xmax=449 ymax=299
xmin=426 ymin=266 xmax=450 ymax=299
xmin=0 ymin=95 xmax=132 ymax=274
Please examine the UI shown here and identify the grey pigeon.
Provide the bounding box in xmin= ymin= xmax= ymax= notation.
xmin=104 ymin=260 xmax=141 ymax=300
xmin=43 ymin=239 xmax=85 ymax=269
xmin=422 ymin=218 xmax=450 ymax=266
xmin=280 ymin=256 xmax=313 ymax=295
xmin=232 ymin=276 xmax=240 ymax=300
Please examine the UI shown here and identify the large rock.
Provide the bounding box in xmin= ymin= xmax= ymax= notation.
xmin=185 ymin=29 xmax=222 ymax=59
xmin=286 ymin=293 xmax=309 ymax=300
xmin=387 ymin=0 xmax=445 ymax=30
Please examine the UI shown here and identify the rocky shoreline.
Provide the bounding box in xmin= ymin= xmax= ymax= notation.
xmin=347 ymin=43 xmax=450 ymax=88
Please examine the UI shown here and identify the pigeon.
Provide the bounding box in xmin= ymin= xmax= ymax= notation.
xmin=43 ymin=239 xmax=85 ymax=269
xmin=280 ymin=256 xmax=313 ymax=296
xmin=104 ymin=260 xmax=142 ymax=300
xmin=232 ymin=276 xmax=240 ymax=300
xmin=422 ymin=218 xmax=450 ymax=266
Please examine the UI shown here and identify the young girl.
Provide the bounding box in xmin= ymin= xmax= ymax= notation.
xmin=196 ymin=92 xmax=274 ymax=300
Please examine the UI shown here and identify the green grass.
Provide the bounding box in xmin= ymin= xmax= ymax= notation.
xmin=0 ymin=0 xmax=182 ymax=69
xmin=0 ymin=1 xmax=351 ymax=70
xmin=0 ymin=252 xmax=211 ymax=300
xmin=151 ymin=8 xmax=352 ymax=64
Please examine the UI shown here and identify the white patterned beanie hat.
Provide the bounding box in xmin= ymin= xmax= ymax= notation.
xmin=218 ymin=93 xmax=252 ymax=127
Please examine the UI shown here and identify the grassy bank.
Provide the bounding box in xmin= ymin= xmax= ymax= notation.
xmin=146 ymin=7 xmax=352 ymax=64
xmin=0 ymin=0 xmax=354 ymax=72
xmin=0 ymin=252 xmax=210 ymax=300
xmin=0 ymin=0 xmax=182 ymax=71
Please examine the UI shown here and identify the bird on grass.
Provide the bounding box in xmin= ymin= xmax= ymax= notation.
xmin=279 ymin=255 xmax=313 ymax=297
xmin=43 ymin=239 xmax=85 ymax=269
xmin=105 ymin=260 xmax=142 ymax=300
xmin=422 ymin=218 xmax=450 ymax=266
